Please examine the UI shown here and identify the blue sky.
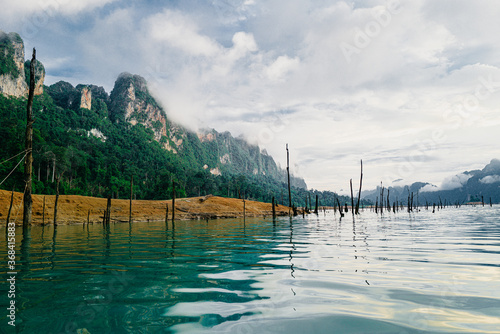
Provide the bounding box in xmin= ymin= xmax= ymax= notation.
xmin=2 ymin=0 xmax=500 ymax=193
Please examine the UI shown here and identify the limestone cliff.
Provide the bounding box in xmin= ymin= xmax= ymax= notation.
xmin=0 ymin=32 xmax=28 ymax=97
xmin=80 ymin=86 xmax=92 ymax=109
xmin=0 ymin=31 xmax=45 ymax=97
xmin=109 ymin=72 xmax=184 ymax=153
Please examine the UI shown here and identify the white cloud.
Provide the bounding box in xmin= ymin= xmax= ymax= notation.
xmin=479 ymin=175 xmax=500 ymax=184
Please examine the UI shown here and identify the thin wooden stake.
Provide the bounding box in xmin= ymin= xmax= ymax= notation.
xmin=286 ymin=144 xmax=292 ymax=216
xmin=42 ymin=196 xmax=45 ymax=225
xmin=54 ymin=176 xmax=60 ymax=226
xmin=350 ymin=179 xmax=354 ymax=216
xmin=7 ymin=188 xmax=15 ymax=226
xmin=355 ymin=160 xmax=363 ymax=214
xmin=272 ymin=196 xmax=276 ymax=220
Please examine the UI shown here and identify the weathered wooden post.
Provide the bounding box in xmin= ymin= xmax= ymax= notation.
xmin=314 ymin=194 xmax=319 ymax=215
xmin=23 ymin=48 xmax=37 ymax=227
xmin=42 ymin=196 xmax=46 ymax=225
xmin=7 ymin=188 xmax=15 ymax=226
xmin=355 ymin=160 xmax=363 ymax=214
xmin=272 ymin=196 xmax=276 ymax=220
xmin=54 ymin=176 xmax=60 ymax=225
xmin=350 ymin=179 xmax=354 ymax=217
xmin=106 ymin=194 xmax=112 ymax=225
xmin=87 ymin=209 xmax=90 ymax=225
xmin=165 ymin=202 xmax=169 ymax=226
xmin=286 ymin=144 xmax=292 ymax=216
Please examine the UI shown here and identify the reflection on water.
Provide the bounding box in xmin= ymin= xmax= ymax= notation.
xmin=1 ymin=206 xmax=500 ymax=333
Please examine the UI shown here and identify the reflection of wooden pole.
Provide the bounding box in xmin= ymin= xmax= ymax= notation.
xmin=286 ymin=144 xmax=292 ymax=216
xmin=23 ymin=48 xmax=36 ymax=227
xmin=172 ymin=181 xmax=176 ymax=223
xmin=7 ymin=188 xmax=14 ymax=226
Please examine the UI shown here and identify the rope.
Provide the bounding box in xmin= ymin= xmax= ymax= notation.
xmin=0 ymin=151 xmax=28 ymax=187
xmin=0 ymin=149 xmax=29 ymax=165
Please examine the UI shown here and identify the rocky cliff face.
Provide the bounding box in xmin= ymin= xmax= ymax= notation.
xmin=80 ymin=86 xmax=92 ymax=109
xmin=109 ymin=72 xmax=185 ymax=153
xmin=0 ymin=32 xmax=28 ymax=97
xmin=0 ymin=31 xmax=45 ymax=97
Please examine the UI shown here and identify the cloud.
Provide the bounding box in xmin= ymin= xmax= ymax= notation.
xmin=479 ymin=175 xmax=500 ymax=184
xmin=421 ymin=173 xmax=472 ymax=192
xmin=0 ymin=0 xmax=117 ymax=25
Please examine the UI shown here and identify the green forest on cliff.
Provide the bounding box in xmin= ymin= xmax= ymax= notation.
xmin=0 ymin=91 xmax=360 ymax=208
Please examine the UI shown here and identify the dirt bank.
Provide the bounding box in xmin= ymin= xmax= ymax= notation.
xmin=0 ymin=190 xmax=290 ymax=225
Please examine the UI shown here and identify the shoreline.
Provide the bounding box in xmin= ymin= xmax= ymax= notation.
xmin=0 ymin=190 xmax=290 ymax=225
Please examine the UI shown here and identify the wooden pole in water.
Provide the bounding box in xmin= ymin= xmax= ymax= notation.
xmin=23 ymin=48 xmax=37 ymax=227
xmin=243 ymin=197 xmax=246 ymax=221
xmin=355 ymin=160 xmax=363 ymax=214
xmin=54 ymin=175 xmax=60 ymax=226
xmin=490 ymin=197 xmax=493 ymax=207
xmin=481 ymin=196 xmax=484 ymax=207
xmin=6 ymin=188 xmax=14 ymax=226
xmin=106 ymin=195 xmax=111 ymax=225
xmin=314 ymin=194 xmax=319 ymax=214
xmin=42 ymin=196 xmax=45 ymax=225
xmin=272 ymin=196 xmax=276 ymax=220
xmin=350 ymin=179 xmax=355 ymax=217
xmin=286 ymin=144 xmax=292 ymax=216
xmin=87 ymin=209 xmax=90 ymax=224
xmin=129 ymin=175 xmax=133 ymax=224
xmin=172 ymin=181 xmax=176 ymax=223
xmin=165 ymin=202 xmax=169 ymax=225
xmin=387 ymin=189 xmax=391 ymax=212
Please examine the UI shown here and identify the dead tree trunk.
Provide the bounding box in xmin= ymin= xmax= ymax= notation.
xmin=105 ymin=195 xmax=112 ymax=225
xmin=350 ymin=179 xmax=354 ymax=217
xmin=7 ymin=188 xmax=15 ymax=226
xmin=314 ymin=194 xmax=319 ymax=214
xmin=42 ymin=196 xmax=46 ymax=226
xmin=23 ymin=48 xmax=36 ymax=227
xmin=355 ymin=160 xmax=363 ymax=214
xmin=286 ymin=144 xmax=292 ymax=216
xmin=54 ymin=176 xmax=60 ymax=226
xmin=272 ymin=196 xmax=276 ymax=220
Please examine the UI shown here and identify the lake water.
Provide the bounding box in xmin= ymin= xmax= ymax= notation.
xmin=1 ymin=206 xmax=500 ymax=333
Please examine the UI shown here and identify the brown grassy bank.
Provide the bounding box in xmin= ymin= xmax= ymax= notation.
xmin=0 ymin=190 xmax=290 ymax=225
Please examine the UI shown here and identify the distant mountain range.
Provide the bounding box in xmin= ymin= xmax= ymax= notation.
xmin=362 ymin=159 xmax=500 ymax=205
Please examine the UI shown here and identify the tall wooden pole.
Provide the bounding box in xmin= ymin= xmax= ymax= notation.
xmin=272 ymin=196 xmax=276 ymax=220
xmin=350 ymin=179 xmax=355 ymax=217
xmin=286 ymin=144 xmax=292 ymax=216
xmin=355 ymin=160 xmax=363 ymax=214
xmin=54 ymin=176 xmax=60 ymax=225
xmin=7 ymin=188 xmax=15 ymax=226
xmin=23 ymin=48 xmax=36 ymax=227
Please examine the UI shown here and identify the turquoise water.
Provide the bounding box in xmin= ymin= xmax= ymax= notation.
xmin=1 ymin=206 xmax=500 ymax=333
